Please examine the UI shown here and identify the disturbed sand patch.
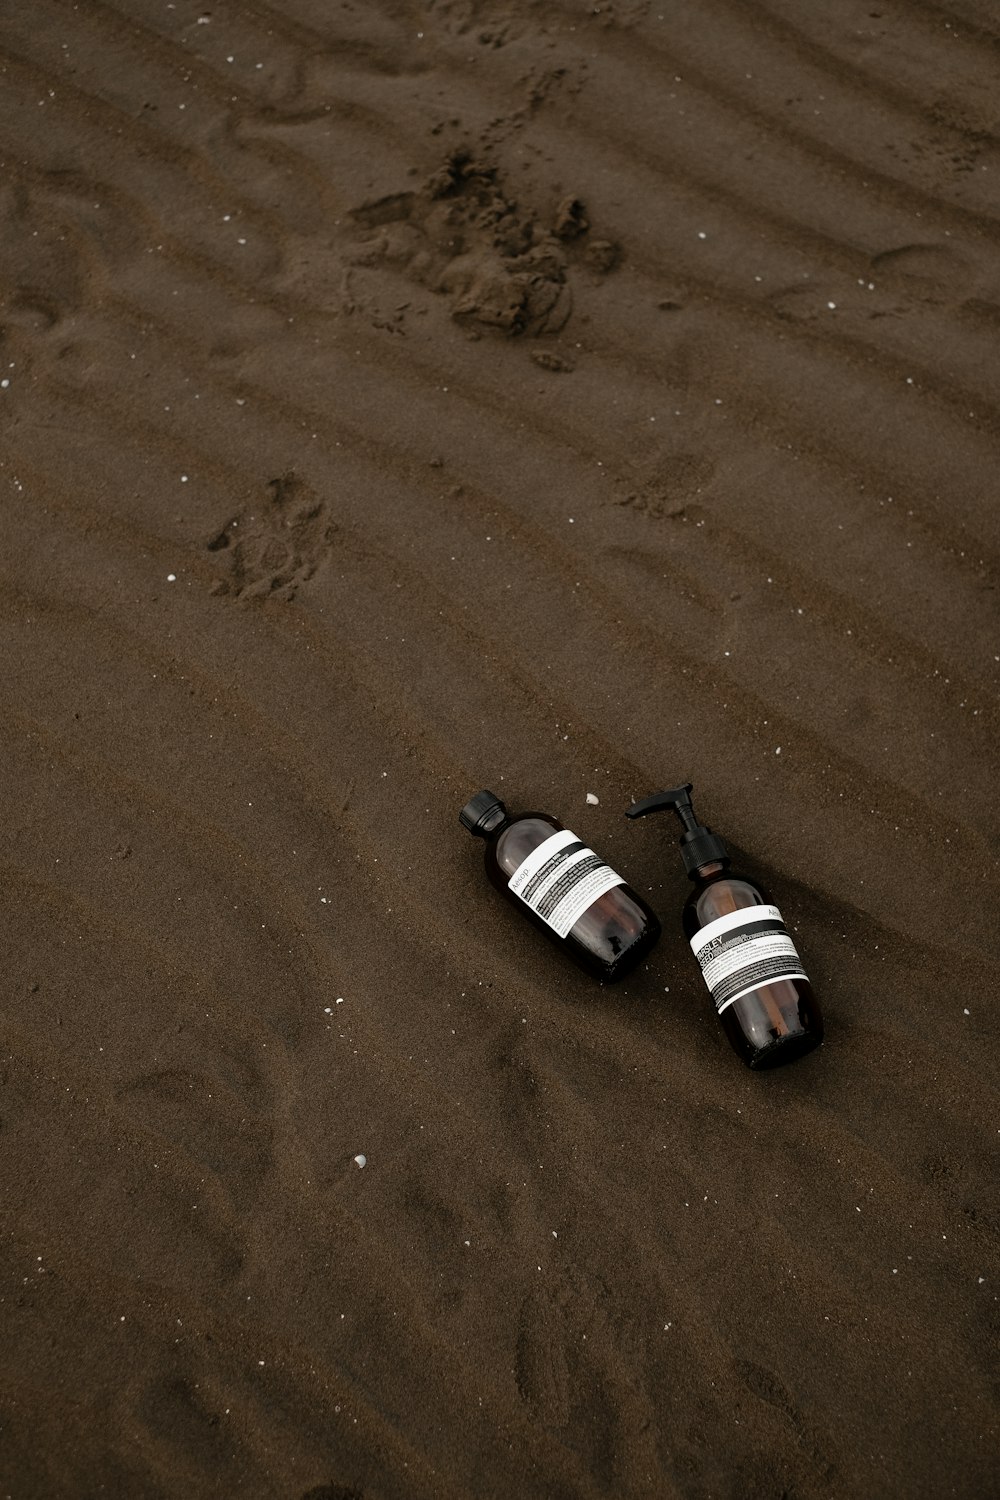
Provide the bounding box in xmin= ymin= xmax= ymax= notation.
xmin=344 ymin=153 xmax=620 ymax=341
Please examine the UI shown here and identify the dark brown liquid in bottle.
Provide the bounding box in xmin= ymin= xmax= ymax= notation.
xmin=683 ymin=861 xmax=823 ymax=1069
xmin=475 ymin=804 xmax=660 ymax=981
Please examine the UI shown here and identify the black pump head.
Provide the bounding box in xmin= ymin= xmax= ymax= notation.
xmin=459 ymin=789 xmax=508 ymax=837
xmin=625 ymin=782 xmax=730 ymax=878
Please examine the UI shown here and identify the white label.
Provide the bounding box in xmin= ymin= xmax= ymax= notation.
xmin=690 ymin=904 xmax=807 ymax=1014
xmin=508 ymin=828 xmax=626 ymax=939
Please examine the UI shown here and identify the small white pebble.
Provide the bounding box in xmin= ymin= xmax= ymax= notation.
xmin=336 ymin=997 xmax=344 ymax=1004
xmin=0 ymin=379 xmax=9 ymax=389
xmin=586 ymin=792 xmax=600 ymax=805
xmin=180 ymin=474 xmax=188 ymax=483
xmin=963 ymin=1008 xmax=970 ymax=1015
xmin=827 ymin=301 xmax=836 ymax=309
xmin=354 ymin=1154 xmax=366 ymax=1168
xmin=775 ymin=746 xmax=782 ymax=755
xmin=323 ymin=1006 xmax=332 ymax=1014
xmin=166 ymin=573 xmax=177 ymax=583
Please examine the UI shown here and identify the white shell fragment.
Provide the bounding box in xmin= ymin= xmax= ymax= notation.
xmin=586 ymin=792 xmax=600 ymax=805
xmin=353 ymin=1154 xmax=367 ymax=1168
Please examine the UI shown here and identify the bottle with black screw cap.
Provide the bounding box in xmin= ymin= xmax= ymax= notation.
xmin=626 ymin=783 xmax=823 ymax=1068
xmin=460 ymin=790 xmax=661 ymax=981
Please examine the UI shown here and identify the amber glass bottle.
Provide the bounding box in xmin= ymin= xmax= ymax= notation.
xmin=626 ymin=784 xmax=823 ymax=1069
xmin=460 ymin=790 xmax=661 ymax=981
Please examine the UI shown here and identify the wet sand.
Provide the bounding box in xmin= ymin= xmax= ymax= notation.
xmin=1 ymin=1 xmax=998 ymax=1496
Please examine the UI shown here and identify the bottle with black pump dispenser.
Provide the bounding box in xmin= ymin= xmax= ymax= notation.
xmin=461 ymin=790 xmax=661 ymax=981
xmin=626 ymin=784 xmax=823 ymax=1068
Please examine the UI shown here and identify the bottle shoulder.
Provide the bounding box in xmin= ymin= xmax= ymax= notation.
xmin=491 ymin=813 xmax=562 ymax=879
xmin=683 ymin=873 xmax=768 ymax=934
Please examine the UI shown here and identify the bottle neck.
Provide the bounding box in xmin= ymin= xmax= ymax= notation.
xmin=692 ymin=859 xmax=727 ymax=882
xmin=479 ymin=807 xmax=508 ymax=838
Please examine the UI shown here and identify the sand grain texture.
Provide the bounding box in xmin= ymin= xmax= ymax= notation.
xmin=1 ymin=1 xmax=998 ymax=1496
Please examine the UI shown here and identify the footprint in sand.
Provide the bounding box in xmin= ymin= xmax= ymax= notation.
xmin=424 ymin=0 xmax=530 ymax=48
xmin=136 ymin=1372 xmax=235 ymax=1473
xmin=300 ymin=1486 xmax=364 ymax=1500
xmin=207 ymin=471 xmax=336 ymax=602
xmin=738 ymin=1359 xmax=836 ymax=1483
xmin=117 ymin=1064 xmax=271 ymax=1219
xmin=612 ymin=454 xmax=715 ymax=522
xmin=515 ymin=1286 xmax=571 ymax=1429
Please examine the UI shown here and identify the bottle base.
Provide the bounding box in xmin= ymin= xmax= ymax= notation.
xmin=600 ymin=917 xmax=662 ymax=983
xmin=747 ymin=1029 xmax=823 ymax=1071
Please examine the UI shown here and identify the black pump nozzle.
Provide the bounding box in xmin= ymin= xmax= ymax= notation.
xmin=626 ymin=782 xmax=730 ymax=878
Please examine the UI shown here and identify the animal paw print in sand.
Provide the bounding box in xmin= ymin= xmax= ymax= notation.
xmin=345 ymin=154 xmax=621 ymax=341
xmin=207 ymin=472 xmax=335 ymax=602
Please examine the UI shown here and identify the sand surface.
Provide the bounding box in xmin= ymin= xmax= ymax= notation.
xmin=2 ymin=1 xmax=999 ymax=1496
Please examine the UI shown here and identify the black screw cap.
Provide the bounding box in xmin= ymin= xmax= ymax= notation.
xmin=459 ymin=789 xmax=507 ymax=836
